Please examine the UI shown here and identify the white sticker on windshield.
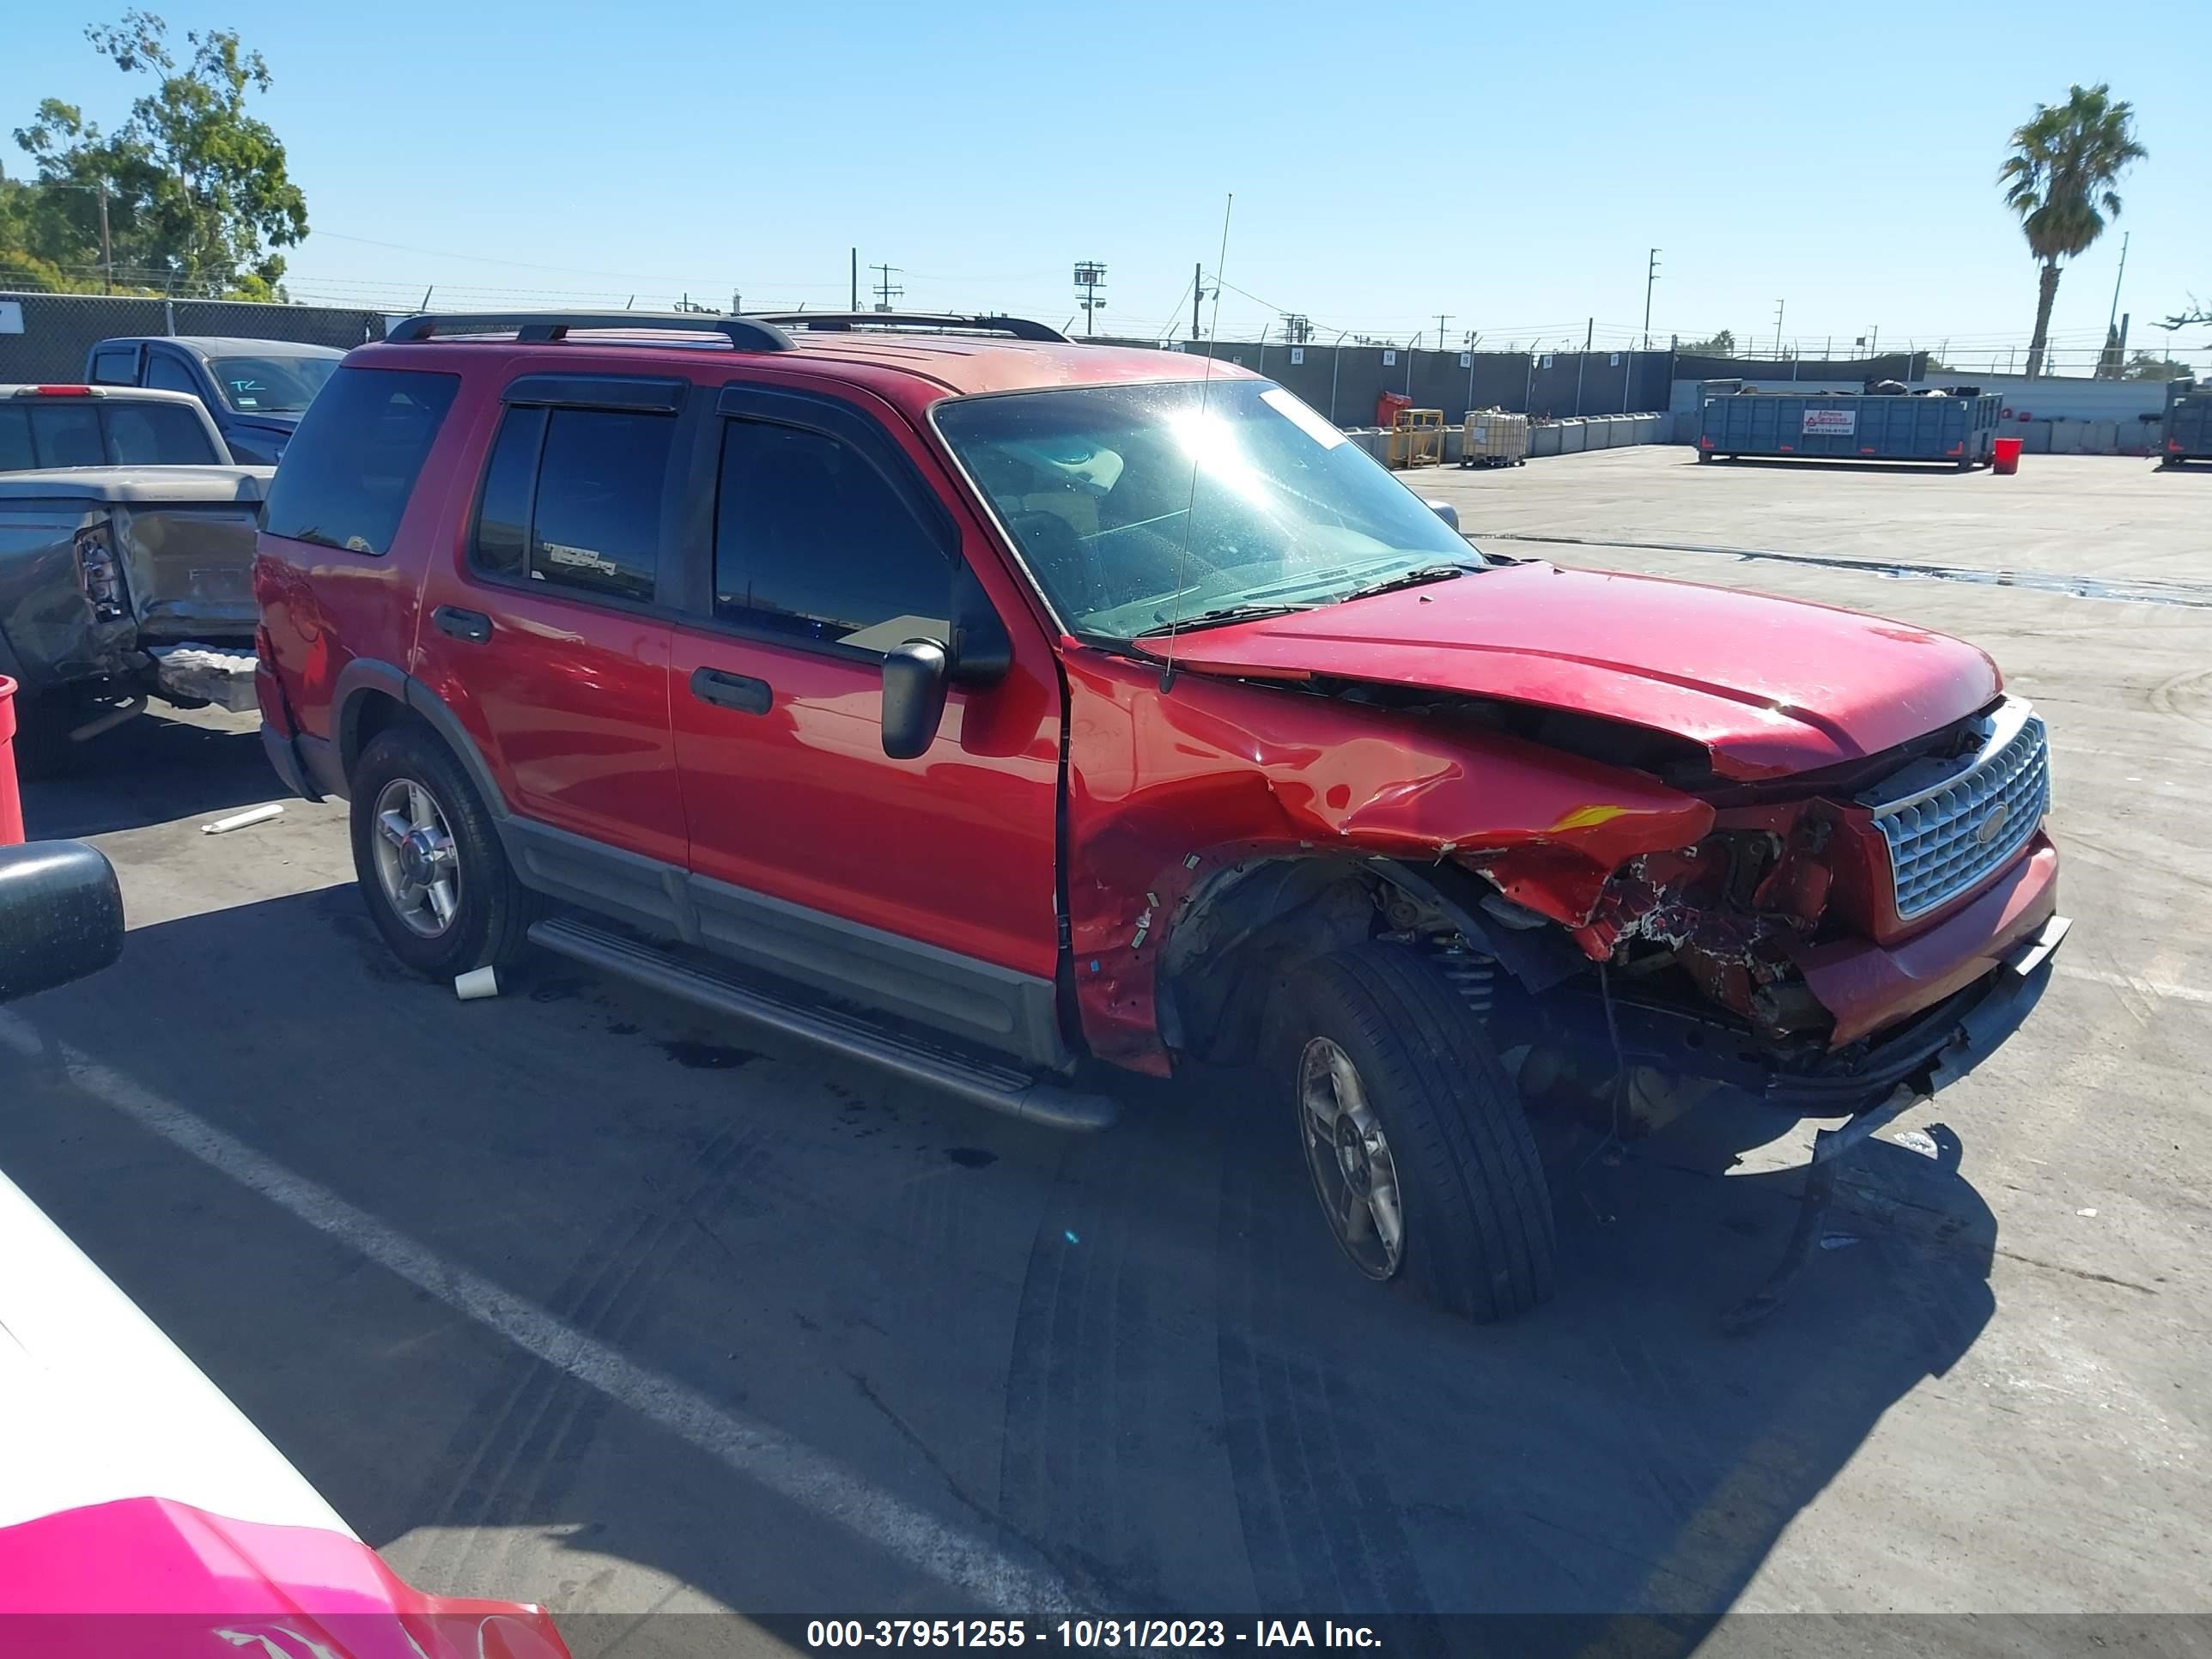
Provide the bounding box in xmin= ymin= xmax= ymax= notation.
xmin=1261 ymin=386 xmax=1346 ymax=450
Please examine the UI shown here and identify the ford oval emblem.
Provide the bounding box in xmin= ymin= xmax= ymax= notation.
xmin=1975 ymin=803 xmax=2010 ymax=844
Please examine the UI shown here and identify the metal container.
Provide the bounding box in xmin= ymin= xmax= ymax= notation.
xmin=2162 ymin=391 xmax=2211 ymax=464
xmin=1698 ymin=392 xmax=2002 ymax=468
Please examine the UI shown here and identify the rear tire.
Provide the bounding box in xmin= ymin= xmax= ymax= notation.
xmin=349 ymin=724 xmax=538 ymax=981
xmin=1280 ymin=945 xmax=1555 ymax=1322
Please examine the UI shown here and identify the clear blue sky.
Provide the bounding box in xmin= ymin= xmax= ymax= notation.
xmin=6 ymin=1 xmax=2209 ymax=372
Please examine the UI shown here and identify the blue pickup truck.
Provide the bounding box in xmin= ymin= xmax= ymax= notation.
xmin=83 ymin=335 xmax=343 ymax=466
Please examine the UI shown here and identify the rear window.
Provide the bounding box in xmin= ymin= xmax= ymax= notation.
xmin=26 ymin=402 xmax=105 ymax=467
xmin=0 ymin=408 xmax=31 ymax=471
xmin=262 ymin=366 xmax=459 ymax=555
xmin=103 ymin=400 xmax=221 ymax=465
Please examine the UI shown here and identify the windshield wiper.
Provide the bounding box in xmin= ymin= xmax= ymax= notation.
xmin=1130 ymin=601 xmax=1316 ymax=639
xmin=1329 ymin=562 xmax=1484 ymax=604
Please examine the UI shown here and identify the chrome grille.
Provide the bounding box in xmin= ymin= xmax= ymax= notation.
xmin=1863 ymin=700 xmax=2049 ymax=921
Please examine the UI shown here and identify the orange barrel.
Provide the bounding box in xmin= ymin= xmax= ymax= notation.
xmin=0 ymin=676 xmax=21 ymax=846
xmin=1992 ymin=436 xmax=2023 ymax=476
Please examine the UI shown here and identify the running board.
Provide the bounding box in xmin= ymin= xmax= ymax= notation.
xmin=526 ymin=917 xmax=1119 ymax=1132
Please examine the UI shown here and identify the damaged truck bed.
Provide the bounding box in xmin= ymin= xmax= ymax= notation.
xmin=0 ymin=466 xmax=267 ymax=769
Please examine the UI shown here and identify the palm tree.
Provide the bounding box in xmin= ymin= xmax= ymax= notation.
xmin=2000 ymin=83 xmax=2146 ymax=378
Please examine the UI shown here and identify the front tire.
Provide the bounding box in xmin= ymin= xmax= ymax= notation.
xmin=349 ymin=725 xmax=538 ymax=981
xmin=1282 ymin=945 xmax=1555 ymax=1322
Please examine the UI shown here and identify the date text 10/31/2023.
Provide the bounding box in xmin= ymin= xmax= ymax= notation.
xmin=804 ymin=1622 xmax=1384 ymax=1650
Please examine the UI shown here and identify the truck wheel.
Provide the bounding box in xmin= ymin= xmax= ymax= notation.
xmin=349 ymin=725 xmax=538 ymax=981
xmin=1282 ymin=945 xmax=1555 ymax=1322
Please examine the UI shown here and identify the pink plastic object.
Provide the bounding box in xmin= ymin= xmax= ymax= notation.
xmin=0 ymin=1496 xmax=572 ymax=1659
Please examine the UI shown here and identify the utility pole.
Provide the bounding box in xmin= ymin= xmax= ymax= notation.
xmin=872 ymin=263 xmax=902 ymax=311
xmin=1073 ymin=261 xmax=1108 ymax=337
xmin=2106 ymin=230 xmax=2130 ymax=334
xmin=851 ymin=248 xmax=859 ymax=311
xmin=1434 ymin=313 xmax=1452 ymax=351
xmin=97 ymin=180 xmax=112 ymax=295
xmin=1772 ymin=300 xmax=1785 ymax=360
xmin=1643 ymin=248 xmax=1660 ymax=349
xmin=1574 ymin=318 xmax=1592 ymax=415
xmin=1193 ymin=262 xmax=1206 ymax=340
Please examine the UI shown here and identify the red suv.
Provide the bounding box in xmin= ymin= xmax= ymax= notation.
xmin=253 ymin=311 xmax=2067 ymax=1322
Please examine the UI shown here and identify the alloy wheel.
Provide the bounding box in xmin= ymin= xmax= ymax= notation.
xmin=370 ymin=777 xmax=463 ymax=939
xmin=1298 ymin=1036 xmax=1407 ymax=1280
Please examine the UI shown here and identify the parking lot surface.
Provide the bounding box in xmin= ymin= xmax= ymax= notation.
xmin=3 ymin=449 xmax=2206 ymax=1652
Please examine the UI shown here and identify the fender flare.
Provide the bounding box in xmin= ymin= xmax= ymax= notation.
xmin=331 ymin=659 xmax=511 ymax=820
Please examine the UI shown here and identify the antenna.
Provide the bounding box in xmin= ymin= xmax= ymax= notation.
xmin=1158 ymin=192 xmax=1233 ymax=694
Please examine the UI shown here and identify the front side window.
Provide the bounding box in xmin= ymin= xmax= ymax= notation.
xmin=209 ymin=353 xmax=340 ymax=414
xmin=143 ymin=354 xmax=202 ymax=397
xmin=103 ymin=400 xmax=221 ymax=465
xmin=261 ymin=367 xmax=459 ymax=556
xmin=470 ymin=404 xmax=671 ymax=604
xmin=935 ymin=378 xmax=1483 ymax=641
xmin=714 ymin=421 xmax=951 ymax=650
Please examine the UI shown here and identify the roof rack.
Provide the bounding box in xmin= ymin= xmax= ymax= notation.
xmin=746 ymin=312 xmax=1069 ymax=343
xmin=385 ymin=312 xmax=794 ymax=352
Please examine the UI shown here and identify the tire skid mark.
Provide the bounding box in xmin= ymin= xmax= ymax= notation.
xmin=996 ymin=1122 xmax=1166 ymax=1605
xmin=417 ymin=1117 xmax=769 ymax=1550
xmin=1216 ymin=1147 xmax=1434 ymax=1617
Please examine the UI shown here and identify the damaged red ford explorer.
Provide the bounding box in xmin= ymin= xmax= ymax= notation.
xmin=252 ymin=312 xmax=2068 ymax=1322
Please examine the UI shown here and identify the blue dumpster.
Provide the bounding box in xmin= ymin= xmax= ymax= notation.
xmin=1698 ymin=393 xmax=2002 ymax=468
xmin=2160 ymin=390 xmax=2210 ymax=465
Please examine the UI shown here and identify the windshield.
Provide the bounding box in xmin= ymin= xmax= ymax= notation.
xmin=935 ymin=378 xmax=1482 ymax=640
xmin=208 ymin=352 xmax=342 ymax=415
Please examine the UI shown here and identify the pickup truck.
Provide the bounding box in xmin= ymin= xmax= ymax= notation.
xmin=85 ymin=334 xmax=344 ymax=466
xmin=0 ymin=384 xmax=264 ymax=774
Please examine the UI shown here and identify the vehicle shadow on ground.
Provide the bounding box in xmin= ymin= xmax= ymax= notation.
xmin=1701 ymin=457 xmax=1987 ymax=478
xmin=19 ymin=709 xmax=279 ymax=841
xmin=0 ymin=883 xmax=1998 ymax=1653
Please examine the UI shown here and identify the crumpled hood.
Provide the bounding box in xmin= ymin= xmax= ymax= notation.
xmin=1159 ymin=560 xmax=2001 ymax=780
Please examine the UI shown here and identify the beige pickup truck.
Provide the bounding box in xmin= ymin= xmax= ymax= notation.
xmin=0 ymin=384 xmax=265 ymax=774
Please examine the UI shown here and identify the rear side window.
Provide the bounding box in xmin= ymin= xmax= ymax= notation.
xmin=27 ymin=402 xmax=104 ymax=467
xmin=714 ymin=421 xmax=951 ymax=649
xmin=88 ymin=346 xmax=138 ymax=386
xmin=104 ymin=401 xmax=220 ymax=465
xmin=469 ymin=404 xmax=671 ymax=604
xmin=262 ymin=367 xmax=459 ymax=555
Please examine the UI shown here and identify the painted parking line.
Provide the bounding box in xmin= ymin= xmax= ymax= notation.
xmin=0 ymin=1012 xmax=1073 ymax=1615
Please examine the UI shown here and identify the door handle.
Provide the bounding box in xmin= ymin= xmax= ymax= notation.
xmin=433 ymin=605 xmax=492 ymax=644
xmin=690 ymin=666 xmax=772 ymax=715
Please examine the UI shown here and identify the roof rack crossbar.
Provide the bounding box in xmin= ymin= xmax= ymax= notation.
xmin=745 ymin=311 xmax=1069 ymax=343
xmin=386 ymin=312 xmax=794 ymax=352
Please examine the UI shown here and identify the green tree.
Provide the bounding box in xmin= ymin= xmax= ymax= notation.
xmin=1999 ymin=83 xmax=2146 ymax=379
xmin=2121 ymin=350 xmax=2191 ymax=381
xmin=1679 ymin=329 xmax=1735 ymax=356
xmin=9 ymin=12 xmax=307 ymax=298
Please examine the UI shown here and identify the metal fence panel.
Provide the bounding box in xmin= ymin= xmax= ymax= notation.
xmin=0 ymin=291 xmax=386 ymax=383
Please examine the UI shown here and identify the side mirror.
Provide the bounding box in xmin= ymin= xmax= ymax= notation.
xmin=881 ymin=639 xmax=951 ymax=760
xmin=1425 ymin=500 xmax=1460 ymax=531
xmin=0 ymin=841 xmax=125 ymax=1005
